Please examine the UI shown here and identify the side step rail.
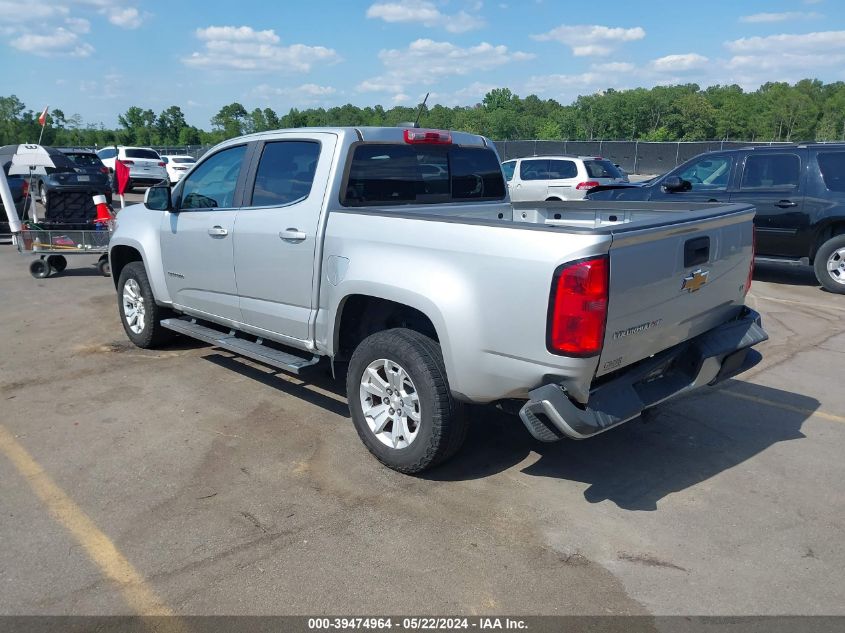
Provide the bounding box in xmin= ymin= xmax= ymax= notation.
xmin=161 ymin=318 xmax=320 ymax=375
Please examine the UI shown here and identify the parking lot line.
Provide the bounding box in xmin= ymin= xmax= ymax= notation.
xmin=721 ymin=389 xmax=845 ymax=424
xmin=0 ymin=424 xmax=175 ymax=617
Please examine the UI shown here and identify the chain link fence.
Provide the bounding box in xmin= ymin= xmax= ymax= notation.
xmin=490 ymin=140 xmax=799 ymax=175
xmin=109 ymin=139 xmax=801 ymax=177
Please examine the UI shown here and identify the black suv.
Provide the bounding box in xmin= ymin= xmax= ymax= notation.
xmin=587 ymin=144 xmax=845 ymax=293
xmin=35 ymin=148 xmax=112 ymax=215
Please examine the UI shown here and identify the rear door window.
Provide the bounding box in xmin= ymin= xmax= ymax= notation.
xmin=343 ymin=144 xmax=505 ymax=206
xmin=519 ymin=159 xmax=548 ymax=181
xmin=249 ymin=141 xmax=320 ymax=207
xmin=97 ymin=148 xmax=117 ymax=160
xmin=817 ymin=152 xmax=845 ymax=192
xmin=548 ymin=159 xmax=577 ymax=179
xmin=740 ymin=154 xmax=801 ymax=190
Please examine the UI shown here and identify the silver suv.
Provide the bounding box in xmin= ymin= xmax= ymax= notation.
xmin=502 ymin=155 xmax=628 ymax=202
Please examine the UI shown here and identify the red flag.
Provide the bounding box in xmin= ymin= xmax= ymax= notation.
xmin=115 ymin=158 xmax=130 ymax=195
xmin=38 ymin=106 xmax=49 ymax=127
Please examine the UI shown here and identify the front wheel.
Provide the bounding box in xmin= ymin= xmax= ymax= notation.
xmin=97 ymin=255 xmax=111 ymax=277
xmin=814 ymin=235 xmax=845 ymax=294
xmin=346 ymin=328 xmax=468 ymax=474
xmin=117 ymin=261 xmax=174 ymax=348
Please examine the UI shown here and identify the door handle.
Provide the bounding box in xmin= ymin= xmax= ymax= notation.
xmin=207 ymin=225 xmax=228 ymax=237
xmin=279 ymin=228 xmax=306 ymax=243
xmin=775 ymin=200 xmax=798 ymax=208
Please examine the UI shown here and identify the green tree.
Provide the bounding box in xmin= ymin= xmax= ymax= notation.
xmin=210 ymin=102 xmax=248 ymax=139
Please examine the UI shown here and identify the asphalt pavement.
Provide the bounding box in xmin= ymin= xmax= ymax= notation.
xmin=0 ymin=201 xmax=843 ymax=616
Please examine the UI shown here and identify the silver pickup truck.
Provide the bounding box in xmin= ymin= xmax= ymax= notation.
xmin=108 ymin=126 xmax=767 ymax=473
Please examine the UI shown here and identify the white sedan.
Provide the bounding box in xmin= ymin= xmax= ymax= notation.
xmin=161 ymin=155 xmax=196 ymax=184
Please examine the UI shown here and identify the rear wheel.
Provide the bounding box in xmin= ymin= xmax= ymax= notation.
xmin=814 ymin=235 xmax=845 ymax=294
xmin=117 ymin=261 xmax=174 ymax=348
xmin=97 ymin=254 xmax=111 ymax=277
xmin=346 ymin=328 xmax=468 ymax=474
xmin=29 ymin=259 xmax=50 ymax=279
xmin=46 ymin=255 xmax=67 ymax=273
xmin=39 ymin=184 xmax=48 ymax=210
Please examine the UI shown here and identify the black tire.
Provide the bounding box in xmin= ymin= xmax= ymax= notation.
xmin=814 ymin=234 xmax=845 ymax=294
xmin=545 ymin=197 xmax=561 ymax=201
xmin=29 ymin=258 xmax=50 ymax=279
xmin=46 ymin=255 xmax=67 ymax=273
xmin=346 ymin=328 xmax=468 ymax=474
xmin=97 ymin=255 xmax=111 ymax=277
xmin=117 ymin=261 xmax=174 ymax=348
xmin=39 ymin=184 xmax=48 ymax=211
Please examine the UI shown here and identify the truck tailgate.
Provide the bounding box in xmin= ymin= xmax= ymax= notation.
xmin=596 ymin=204 xmax=755 ymax=377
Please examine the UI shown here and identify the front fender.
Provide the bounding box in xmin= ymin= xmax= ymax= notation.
xmin=109 ymin=204 xmax=171 ymax=304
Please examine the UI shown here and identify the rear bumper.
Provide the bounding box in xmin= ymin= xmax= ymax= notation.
xmin=519 ymin=307 xmax=767 ymax=442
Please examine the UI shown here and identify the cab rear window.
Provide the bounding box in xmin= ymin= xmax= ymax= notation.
xmin=343 ymin=144 xmax=506 ymax=206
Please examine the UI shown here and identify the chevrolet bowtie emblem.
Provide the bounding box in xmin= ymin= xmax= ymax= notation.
xmin=682 ymin=269 xmax=709 ymax=293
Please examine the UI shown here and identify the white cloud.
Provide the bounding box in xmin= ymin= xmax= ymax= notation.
xmin=651 ymin=53 xmax=709 ymax=72
xmin=532 ymin=24 xmax=645 ymax=57
xmin=197 ymin=25 xmax=279 ymax=44
xmin=590 ymin=61 xmax=635 ymax=73
xmin=253 ymin=82 xmax=337 ymax=100
xmin=428 ymin=81 xmax=499 ymax=105
xmin=10 ymin=26 xmax=93 ymax=57
xmin=359 ymin=39 xmax=532 ymax=99
xmin=184 ymin=25 xmax=340 ymax=72
xmin=726 ymin=30 xmax=845 ymax=53
xmin=380 ymin=38 xmax=533 ymax=76
xmin=366 ymin=1 xmax=484 ymax=33
xmin=0 ymin=0 xmax=147 ymax=56
xmin=740 ymin=11 xmax=821 ymax=23
xmin=107 ymin=7 xmax=142 ymax=29
xmin=722 ymin=31 xmax=845 ymax=87
xmin=65 ymin=17 xmax=90 ymax=33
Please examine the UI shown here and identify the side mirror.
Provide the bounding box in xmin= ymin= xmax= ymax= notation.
xmin=662 ymin=176 xmax=692 ymax=193
xmin=145 ymin=184 xmax=172 ymax=211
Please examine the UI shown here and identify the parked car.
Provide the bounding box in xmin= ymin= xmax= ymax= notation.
xmin=0 ymin=146 xmax=31 ymax=234
xmin=109 ymin=126 xmax=765 ymax=473
xmin=501 ymin=155 xmax=628 ymax=202
xmin=586 ymin=144 xmax=845 ymax=293
xmin=96 ymin=146 xmax=168 ymax=192
xmin=35 ymin=148 xmax=112 ymax=212
xmin=161 ymin=154 xmax=196 ymax=184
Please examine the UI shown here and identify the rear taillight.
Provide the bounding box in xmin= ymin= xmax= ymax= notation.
xmin=157 ymin=162 xmax=166 ymax=167
xmin=404 ymin=129 xmax=452 ymax=144
xmin=121 ymin=160 xmax=134 ymax=165
xmin=100 ymin=167 xmax=109 ymax=174
xmin=576 ymin=181 xmax=600 ymax=191
xmin=548 ymin=256 xmax=609 ymax=357
xmin=21 ymin=179 xmax=28 ymax=198
xmin=745 ymin=228 xmax=755 ymax=295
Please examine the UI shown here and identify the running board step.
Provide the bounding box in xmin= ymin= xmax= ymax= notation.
xmin=160 ymin=318 xmax=320 ymax=374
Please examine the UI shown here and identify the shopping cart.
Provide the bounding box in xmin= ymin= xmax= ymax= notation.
xmin=16 ymin=223 xmax=112 ymax=278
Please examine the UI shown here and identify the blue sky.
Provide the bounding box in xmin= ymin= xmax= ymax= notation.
xmin=2 ymin=0 xmax=844 ymax=129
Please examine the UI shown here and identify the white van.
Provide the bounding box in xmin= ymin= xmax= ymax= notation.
xmin=502 ymin=155 xmax=629 ymax=202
